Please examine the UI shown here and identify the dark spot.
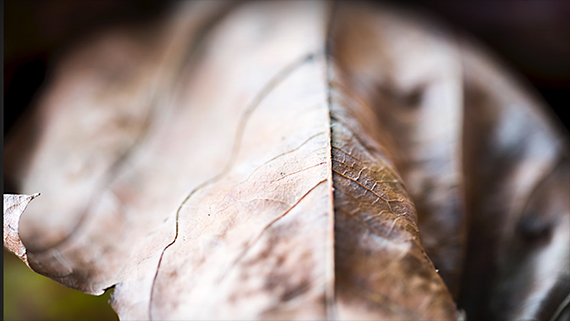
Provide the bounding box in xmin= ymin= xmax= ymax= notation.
xmin=265 ymin=277 xmax=278 ymax=292
xmin=304 ymin=53 xmax=316 ymax=62
xmin=168 ymin=270 xmax=178 ymax=279
xmin=401 ymin=85 xmax=424 ymax=107
xmin=103 ymin=284 xmax=116 ymax=292
xmin=280 ymin=278 xmax=311 ymax=302
xmin=377 ymin=82 xmax=425 ymax=109
xmin=516 ymin=214 xmax=552 ymax=242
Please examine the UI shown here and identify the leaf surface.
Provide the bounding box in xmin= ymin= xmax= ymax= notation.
xmin=4 ymin=1 xmax=569 ymax=321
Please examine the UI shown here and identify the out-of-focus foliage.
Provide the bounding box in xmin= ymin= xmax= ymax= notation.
xmin=4 ymin=250 xmax=118 ymax=321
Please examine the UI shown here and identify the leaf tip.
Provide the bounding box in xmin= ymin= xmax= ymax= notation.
xmin=3 ymin=193 xmax=41 ymax=267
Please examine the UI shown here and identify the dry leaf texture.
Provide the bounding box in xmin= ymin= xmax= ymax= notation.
xmin=4 ymin=1 xmax=569 ymax=320
xmin=3 ymin=193 xmax=40 ymax=266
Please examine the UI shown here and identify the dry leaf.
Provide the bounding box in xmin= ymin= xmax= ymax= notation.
xmin=4 ymin=193 xmax=40 ymax=266
xmin=4 ymin=1 xmax=569 ymax=321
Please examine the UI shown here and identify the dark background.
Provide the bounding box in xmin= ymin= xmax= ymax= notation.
xmin=5 ymin=0 xmax=569 ymax=139
xmin=3 ymin=1 xmax=569 ymax=320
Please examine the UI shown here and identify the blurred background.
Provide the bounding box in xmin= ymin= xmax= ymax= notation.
xmin=4 ymin=0 xmax=569 ymax=320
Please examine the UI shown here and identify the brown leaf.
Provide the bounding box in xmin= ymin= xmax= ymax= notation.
xmin=4 ymin=1 xmax=569 ymax=321
xmin=458 ymin=38 xmax=570 ymax=321
xmin=3 ymin=193 xmax=40 ymax=266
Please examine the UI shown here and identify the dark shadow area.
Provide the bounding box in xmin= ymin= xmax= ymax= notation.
xmin=5 ymin=0 xmax=569 ymax=138
xmin=4 ymin=0 xmax=171 ymax=136
xmin=396 ymin=0 xmax=570 ymax=131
